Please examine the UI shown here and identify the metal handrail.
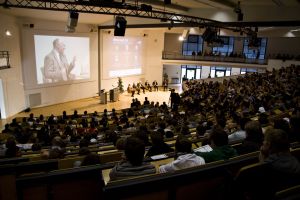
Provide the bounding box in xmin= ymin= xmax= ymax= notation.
xmin=162 ymin=51 xmax=268 ymax=65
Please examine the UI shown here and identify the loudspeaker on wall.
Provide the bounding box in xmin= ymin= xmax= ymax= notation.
xmin=66 ymin=11 xmax=79 ymax=32
xmin=114 ymin=16 xmax=127 ymax=36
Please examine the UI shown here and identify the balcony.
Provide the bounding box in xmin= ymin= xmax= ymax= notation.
xmin=162 ymin=51 xmax=268 ymax=65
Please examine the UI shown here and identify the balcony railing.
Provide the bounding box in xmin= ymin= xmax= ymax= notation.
xmin=162 ymin=51 xmax=268 ymax=65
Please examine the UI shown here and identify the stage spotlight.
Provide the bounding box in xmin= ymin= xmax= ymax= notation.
xmin=178 ymin=29 xmax=189 ymax=41
xmin=5 ymin=29 xmax=12 ymax=36
xmin=234 ymin=1 xmax=243 ymax=21
xmin=66 ymin=11 xmax=79 ymax=33
xmin=202 ymin=27 xmax=217 ymax=43
xmin=178 ymin=36 xmax=184 ymax=41
xmin=237 ymin=12 xmax=243 ymax=21
xmin=114 ymin=16 xmax=127 ymax=36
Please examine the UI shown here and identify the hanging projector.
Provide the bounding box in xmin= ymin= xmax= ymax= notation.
xmin=65 ymin=11 xmax=79 ymax=33
xmin=202 ymin=27 xmax=223 ymax=47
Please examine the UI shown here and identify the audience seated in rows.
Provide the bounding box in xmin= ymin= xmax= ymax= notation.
xmin=233 ymin=129 xmax=300 ymax=200
xmin=41 ymin=136 xmax=66 ymax=159
xmin=260 ymin=129 xmax=300 ymax=177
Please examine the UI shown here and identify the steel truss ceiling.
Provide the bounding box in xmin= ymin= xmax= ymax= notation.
xmin=1 ymin=0 xmax=222 ymax=27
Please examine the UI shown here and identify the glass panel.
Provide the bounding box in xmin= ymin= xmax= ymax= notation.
xmin=226 ymin=70 xmax=231 ymax=76
xmin=183 ymin=43 xmax=188 ymax=51
xmin=181 ymin=67 xmax=187 ymax=79
xmin=188 ymin=35 xmax=198 ymax=43
xmin=243 ymin=37 xmax=267 ymax=60
xmin=196 ymin=68 xmax=201 ymax=79
xmin=188 ymin=43 xmax=198 ymax=52
xmin=186 ymin=69 xmax=195 ymax=80
xmin=210 ymin=69 xmax=215 ymax=78
xmin=182 ymin=35 xmax=203 ymax=56
xmin=216 ymin=70 xmax=225 ymax=78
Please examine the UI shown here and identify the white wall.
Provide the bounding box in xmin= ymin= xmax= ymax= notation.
xmin=231 ymin=67 xmax=241 ymax=75
xmin=267 ymin=37 xmax=300 ymax=57
xmin=0 ymin=12 xmax=26 ymax=118
xmin=164 ymin=33 xmax=182 ymax=53
xmin=163 ymin=65 xmax=181 ymax=83
xmin=144 ymin=29 xmax=164 ymax=85
xmin=267 ymin=59 xmax=300 ymax=70
xmin=19 ymin=17 xmax=98 ymax=107
xmin=201 ymin=66 xmax=211 ymax=79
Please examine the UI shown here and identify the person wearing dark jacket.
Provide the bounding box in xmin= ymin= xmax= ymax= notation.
xmin=146 ymin=132 xmax=174 ymax=157
xmin=260 ymin=129 xmax=300 ymax=177
xmin=195 ymin=127 xmax=237 ymax=163
xmin=109 ymin=137 xmax=156 ymax=181
xmin=235 ymin=121 xmax=264 ymax=155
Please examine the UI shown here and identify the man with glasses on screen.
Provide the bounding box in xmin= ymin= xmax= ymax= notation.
xmin=43 ymin=38 xmax=76 ymax=83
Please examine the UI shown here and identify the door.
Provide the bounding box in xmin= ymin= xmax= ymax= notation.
xmin=186 ymin=68 xmax=196 ymax=80
xmin=215 ymin=70 xmax=226 ymax=78
xmin=0 ymin=79 xmax=6 ymax=119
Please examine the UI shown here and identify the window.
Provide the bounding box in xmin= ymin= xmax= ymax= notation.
xmin=240 ymin=68 xmax=258 ymax=74
xmin=0 ymin=51 xmax=10 ymax=69
xmin=243 ymin=38 xmax=267 ymax=59
xmin=212 ymin=36 xmax=234 ymax=56
xmin=182 ymin=35 xmax=203 ymax=56
xmin=210 ymin=66 xmax=232 ymax=78
xmin=181 ymin=65 xmax=202 ymax=80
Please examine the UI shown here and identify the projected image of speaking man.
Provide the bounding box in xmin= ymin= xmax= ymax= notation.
xmin=43 ymin=38 xmax=76 ymax=82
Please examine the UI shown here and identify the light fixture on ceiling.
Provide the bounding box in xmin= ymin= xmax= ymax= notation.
xmin=168 ymin=20 xmax=174 ymax=30
xmin=178 ymin=29 xmax=189 ymax=41
xmin=234 ymin=1 xmax=243 ymax=21
xmin=65 ymin=11 xmax=79 ymax=33
xmin=5 ymin=29 xmax=12 ymax=36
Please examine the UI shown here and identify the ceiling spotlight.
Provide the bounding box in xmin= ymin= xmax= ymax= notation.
xmin=178 ymin=36 xmax=184 ymax=41
xmin=234 ymin=1 xmax=243 ymax=21
xmin=234 ymin=1 xmax=241 ymax=13
xmin=5 ymin=30 xmax=12 ymax=36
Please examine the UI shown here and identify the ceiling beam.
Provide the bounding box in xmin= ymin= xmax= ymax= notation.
xmin=221 ymin=21 xmax=300 ymax=27
xmin=272 ymin=0 xmax=284 ymax=7
xmin=193 ymin=0 xmax=236 ymax=9
xmin=210 ymin=0 xmax=236 ymax=8
xmin=99 ymin=20 xmax=300 ymax=29
xmin=0 ymin=0 xmax=220 ymax=25
xmin=126 ymin=0 xmax=189 ymax=12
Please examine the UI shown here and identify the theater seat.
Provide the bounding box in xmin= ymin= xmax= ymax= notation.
xmin=275 ymin=185 xmax=300 ymax=200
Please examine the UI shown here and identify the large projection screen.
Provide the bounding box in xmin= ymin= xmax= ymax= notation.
xmin=102 ymin=35 xmax=145 ymax=79
xmin=34 ymin=35 xmax=90 ymax=84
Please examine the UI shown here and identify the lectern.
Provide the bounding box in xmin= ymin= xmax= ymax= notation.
xmin=109 ymin=88 xmax=119 ymax=102
xmin=100 ymin=90 xmax=107 ymax=104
